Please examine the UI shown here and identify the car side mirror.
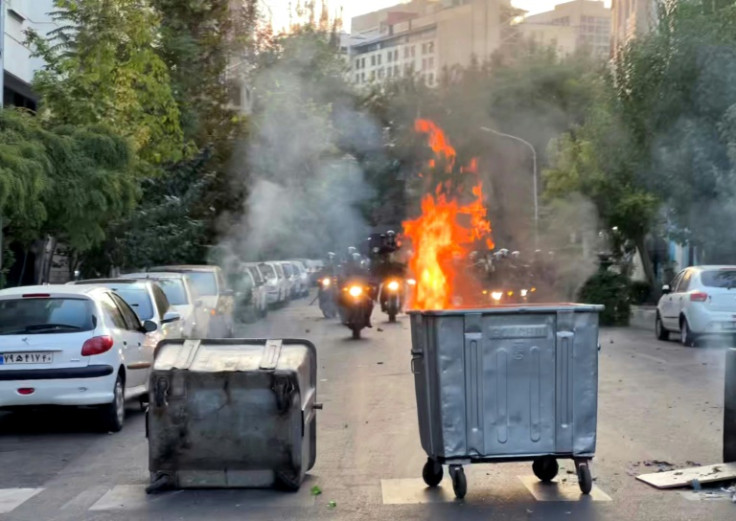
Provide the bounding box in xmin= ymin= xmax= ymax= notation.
xmin=142 ymin=320 xmax=158 ymax=333
xmin=662 ymin=284 xmax=671 ymax=295
xmin=162 ymin=311 xmax=181 ymax=324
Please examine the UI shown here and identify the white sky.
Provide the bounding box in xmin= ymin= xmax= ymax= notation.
xmin=262 ymin=1 xmax=612 ymax=30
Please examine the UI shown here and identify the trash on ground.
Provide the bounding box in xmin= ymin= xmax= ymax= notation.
xmin=637 ymin=463 xmax=736 ymax=489
xmin=328 ymin=500 xmax=337 ymax=508
xmin=311 ymin=485 xmax=322 ymax=496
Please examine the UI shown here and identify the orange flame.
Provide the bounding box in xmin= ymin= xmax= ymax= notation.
xmin=403 ymin=119 xmax=494 ymax=310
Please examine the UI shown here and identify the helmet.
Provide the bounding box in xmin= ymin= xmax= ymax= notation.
xmin=352 ymin=252 xmax=362 ymax=262
xmin=387 ymin=230 xmax=396 ymax=238
xmin=327 ymin=252 xmax=336 ymax=260
xmin=497 ymin=248 xmax=510 ymax=258
xmin=511 ymin=251 xmax=521 ymax=259
xmin=347 ymin=246 xmax=357 ymax=256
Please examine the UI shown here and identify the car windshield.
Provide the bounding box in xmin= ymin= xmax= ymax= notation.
xmin=155 ymin=279 xmax=188 ymax=305
xmin=283 ymin=264 xmax=293 ymax=277
xmin=248 ymin=267 xmax=262 ymax=284
xmin=0 ymin=298 xmax=95 ymax=335
xmin=113 ymin=288 xmax=154 ymax=320
xmin=700 ymin=270 xmax=736 ymax=288
xmin=186 ymin=272 xmax=218 ymax=297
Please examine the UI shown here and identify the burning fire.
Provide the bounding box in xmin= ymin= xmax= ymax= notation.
xmin=403 ymin=119 xmax=494 ymax=310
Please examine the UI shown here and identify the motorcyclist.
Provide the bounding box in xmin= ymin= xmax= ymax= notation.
xmin=339 ymin=251 xmax=374 ymax=327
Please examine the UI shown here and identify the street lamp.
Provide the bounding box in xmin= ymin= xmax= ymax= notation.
xmin=480 ymin=126 xmax=539 ymax=250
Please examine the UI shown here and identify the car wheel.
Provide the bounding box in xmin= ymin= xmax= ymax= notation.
xmin=100 ymin=373 xmax=125 ymax=432
xmin=656 ymin=314 xmax=669 ymax=341
xmin=680 ymin=317 xmax=696 ymax=347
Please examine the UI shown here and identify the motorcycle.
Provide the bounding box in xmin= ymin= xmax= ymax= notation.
xmin=337 ymin=279 xmax=374 ymax=339
xmin=318 ymin=276 xmax=337 ymax=319
xmin=380 ymin=277 xmax=404 ymax=322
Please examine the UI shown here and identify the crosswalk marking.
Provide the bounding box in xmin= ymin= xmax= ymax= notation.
xmin=0 ymin=488 xmax=44 ymax=514
xmin=518 ymin=475 xmax=612 ymax=502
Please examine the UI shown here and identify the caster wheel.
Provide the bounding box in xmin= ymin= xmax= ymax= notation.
xmin=532 ymin=456 xmax=559 ymax=482
xmin=450 ymin=465 xmax=467 ymax=499
xmin=577 ymin=462 xmax=593 ymax=495
xmin=422 ymin=458 xmax=443 ymax=487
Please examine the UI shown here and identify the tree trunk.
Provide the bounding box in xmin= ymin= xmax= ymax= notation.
xmin=44 ymin=237 xmax=57 ymax=283
xmin=635 ymin=235 xmax=658 ymax=298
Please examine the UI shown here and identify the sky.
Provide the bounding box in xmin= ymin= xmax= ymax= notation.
xmin=262 ymin=1 xmax=613 ymax=31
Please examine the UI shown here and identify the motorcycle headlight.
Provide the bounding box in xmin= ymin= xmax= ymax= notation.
xmin=407 ymin=279 xmax=417 ymax=286
xmin=387 ymin=280 xmax=400 ymax=291
xmin=321 ymin=278 xmax=331 ymax=288
xmin=491 ymin=291 xmax=503 ymax=302
xmin=348 ymin=286 xmax=363 ymax=297
xmin=521 ymin=289 xmax=529 ymax=297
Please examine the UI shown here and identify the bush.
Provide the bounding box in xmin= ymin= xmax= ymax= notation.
xmin=629 ymin=280 xmax=653 ymax=305
xmin=578 ymin=269 xmax=631 ymax=326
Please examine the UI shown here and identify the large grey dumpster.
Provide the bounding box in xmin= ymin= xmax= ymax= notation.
xmin=409 ymin=304 xmax=603 ymax=498
xmin=146 ymin=338 xmax=320 ymax=493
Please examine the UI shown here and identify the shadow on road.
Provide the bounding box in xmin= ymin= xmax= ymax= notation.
xmin=0 ymin=405 xmax=145 ymax=436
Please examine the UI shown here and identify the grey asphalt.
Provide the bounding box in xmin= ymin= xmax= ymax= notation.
xmin=0 ymin=297 xmax=733 ymax=521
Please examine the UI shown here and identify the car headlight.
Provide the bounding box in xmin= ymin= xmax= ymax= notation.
xmin=387 ymin=280 xmax=400 ymax=291
xmin=321 ymin=278 xmax=331 ymax=288
xmin=491 ymin=291 xmax=503 ymax=301
xmin=348 ymin=286 xmax=363 ymax=297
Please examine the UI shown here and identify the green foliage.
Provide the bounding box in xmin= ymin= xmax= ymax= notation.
xmin=28 ymin=0 xmax=184 ymax=164
xmin=0 ymin=108 xmax=136 ymax=255
xmin=629 ymin=280 xmax=653 ymax=305
xmin=578 ymin=268 xmax=631 ymax=326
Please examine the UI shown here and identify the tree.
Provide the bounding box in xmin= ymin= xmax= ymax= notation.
xmin=28 ymin=0 xmax=183 ymax=164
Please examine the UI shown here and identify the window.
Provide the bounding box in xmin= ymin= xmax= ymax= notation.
xmin=422 ymin=43 xmax=427 ymax=54
xmin=248 ymin=267 xmax=264 ymax=286
xmin=355 ymin=58 xmax=361 ymax=69
xmin=152 ymin=285 xmax=171 ymax=318
xmin=428 ymin=72 xmax=435 ymax=86
xmin=155 ymin=279 xmax=188 ymax=306
xmin=404 ymin=47 xmax=410 ymax=58
xmin=676 ymin=270 xmax=693 ymax=293
xmin=361 ymin=72 xmax=365 ymax=82
xmin=700 ymin=270 xmax=736 ymax=288
xmin=387 ymin=68 xmax=392 ymax=78
xmin=0 ymin=297 xmax=96 ymax=335
xmin=394 ymin=65 xmax=400 ymax=75
xmin=99 ymin=294 xmax=127 ymax=330
xmin=370 ymin=70 xmax=375 ymax=80
xmin=428 ymin=57 xmax=434 ymax=69
xmin=356 ymin=74 xmax=360 ymax=83
xmin=378 ymin=68 xmax=385 ymax=79
xmin=112 ymin=287 xmax=154 ymax=321
xmin=394 ymin=49 xmax=399 ymax=60
xmin=387 ymin=51 xmax=392 ymax=63
xmin=428 ymin=41 xmax=435 ymax=53
xmin=411 ymin=45 xmax=416 ymax=57
xmin=186 ymin=272 xmax=218 ymax=296
xmin=111 ymin=293 xmax=142 ymax=330
xmin=259 ymin=263 xmax=276 ymax=280
xmin=361 ymin=57 xmax=366 ymax=68
xmin=422 ymin=58 xmax=427 ymax=71
xmin=371 ymin=55 xmax=376 ymax=66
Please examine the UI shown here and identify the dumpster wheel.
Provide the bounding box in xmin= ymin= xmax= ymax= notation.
xmin=577 ymin=461 xmax=593 ymax=495
xmin=532 ymin=456 xmax=559 ymax=482
xmin=422 ymin=458 xmax=443 ymax=487
xmin=449 ymin=465 xmax=467 ymax=499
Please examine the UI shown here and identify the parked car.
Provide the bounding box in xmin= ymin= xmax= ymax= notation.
xmin=656 ymin=265 xmax=736 ymax=346
xmin=118 ymin=272 xmax=203 ymax=338
xmin=259 ymin=261 xmax=288 ymax=306
xmin=149 ymin=265 xmax=234 ymax=337
xmin=290 ymin=260 xmax=311 ymax=297
xmin=279 ymin=261 xmax=299 ymax=299
xmin=0 ymin=285 xmax=159 ymax=431
xmin=226 ymin=266 xmax=267 ymax=321
xmin=70 ymin=279 xmax=182 ymax=340
xmin=244 ymin=263 xmax=269 ymax=317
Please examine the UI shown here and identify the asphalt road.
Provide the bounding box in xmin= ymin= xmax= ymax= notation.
xmin=0 ymin=297 xmax=733 ymax=521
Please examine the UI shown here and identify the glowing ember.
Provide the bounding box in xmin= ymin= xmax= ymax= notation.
xmin=403 ymin=119 xmax=494 ymax=310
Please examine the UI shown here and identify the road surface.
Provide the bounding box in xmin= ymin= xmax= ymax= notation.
xmin=0 ymin=296 xmax=732 ymax=520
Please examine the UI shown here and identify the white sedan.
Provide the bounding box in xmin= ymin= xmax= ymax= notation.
xmin=0 ymin=285 xmax=159 ymax=431
xmin=656 ymin=265 xmax=736 ymax=346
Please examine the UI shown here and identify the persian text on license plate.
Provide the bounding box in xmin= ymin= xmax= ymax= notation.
xmin=0 ymin=352 xmax=54 ymax=365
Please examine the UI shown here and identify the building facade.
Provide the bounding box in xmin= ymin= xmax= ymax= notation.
xmin=348 ymin=0 xmax=515 ymax=87
xmin=517 ymin=0 xmax=612 ymax=59
xmin=2 ymin=0 xmax=58 ymax=109
xmin=611 ymin=0 xmax=658 ymax=56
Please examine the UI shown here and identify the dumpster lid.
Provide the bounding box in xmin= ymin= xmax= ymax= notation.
xmin=407 ymin=303 xmax=604 ymax=316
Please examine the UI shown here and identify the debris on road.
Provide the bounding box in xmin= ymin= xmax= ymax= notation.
xmin=637 ymin=463 xmax=736 ymax=489
xmin=328 ymin=500 xmax=337 ymax=508
xmin=311 ymin=485 xmax=322 ymax=496
xmin=377 ymin=327 xmax=384 ymax=332
xmin=377 ymin=361 xmax=384 ymax=365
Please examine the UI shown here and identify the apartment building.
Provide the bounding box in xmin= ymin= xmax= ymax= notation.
xmin=349 ymin=0 xmax=515 ymax=87
xmin=1 ymin=0 xmax=58 ymax=109
xmin=611 ymin=0 xmax=657 ymax=56
xmin=517 ymin=0 xmax=612 ymax=59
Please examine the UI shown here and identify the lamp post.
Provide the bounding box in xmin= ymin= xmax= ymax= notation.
xmin=480 ymin=126 xmax=539 ymax=250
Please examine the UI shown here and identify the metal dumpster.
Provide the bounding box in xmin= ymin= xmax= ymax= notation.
xmin=145 ymin=338 xmax=320 ymax=493
xmin=409 ymin=304 xmax=603 ymax=498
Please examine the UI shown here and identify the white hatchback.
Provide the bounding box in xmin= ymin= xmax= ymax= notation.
xmin=656 ymin=265 xmax=736 ymax=346
xmin=0 ymin=285 xmax=158 ymax=431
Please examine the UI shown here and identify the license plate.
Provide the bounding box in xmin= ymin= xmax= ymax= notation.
xmin=0 ymin=352 xmax=54 ymax=365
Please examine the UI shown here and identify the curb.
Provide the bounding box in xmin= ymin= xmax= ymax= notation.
xmin=630 ymin=305 xmax=656 ymax=331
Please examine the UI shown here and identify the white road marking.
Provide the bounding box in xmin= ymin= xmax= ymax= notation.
xmin=518 ymin=475 xmax=612 ymax=501
xmin=381 ymin=478 xmax=456 ymax=504
xmin=0 ymin=488 xmax=44 ymax=514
